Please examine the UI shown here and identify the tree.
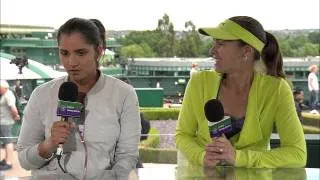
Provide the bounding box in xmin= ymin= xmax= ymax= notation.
xmin=120 ymin=44 xmax=145 ymax=58
xmin=156 ymin=14 xmax=176 ymax=57
xmin=302 ymin=42 xmax=319 ymax=57
xmin=120 ymin=43 xmax=155 ymax=58
xmin=308 ymin=32 xmax=320 ymax=44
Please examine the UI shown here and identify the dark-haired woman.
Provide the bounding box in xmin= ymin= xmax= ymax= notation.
xmin=17 ymin=18 xmax=141 ymax=178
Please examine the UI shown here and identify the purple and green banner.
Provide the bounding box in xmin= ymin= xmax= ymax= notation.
xmin=56 ymin=100 xmax=83 ymax=117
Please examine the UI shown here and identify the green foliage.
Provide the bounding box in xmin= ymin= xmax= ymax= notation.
xmin=308 ymin=32 xmax=320 ymax=44
xmin=139 ymin=147 xmax=177 ymax=164
xmin=277 ymin=33 xmax=319 ymax=57
xmin=120 ymin=43 xmax=154 ymax=58
xmin=140 ymin=127 xmax=161 ymax=148
xmin=118 ymin=14 xmax=318 ymax=58
xmin=140 ymin=108 xmax=180 ymax=120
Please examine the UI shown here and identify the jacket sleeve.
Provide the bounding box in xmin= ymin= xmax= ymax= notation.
xmin=113 ymin=88 xmax=141 ymax=169
xmin=175 ymin=74 xmax=206 ymax=166
xmin=235 ymin=80 xmax=307 ymax=168
xmin=17 ymin=88 xmax=50 ymax=170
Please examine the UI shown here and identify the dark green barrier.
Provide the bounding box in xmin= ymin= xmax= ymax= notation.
xmin=135 ymin=88 xmax=163 ymax=107
xmin=270 ymin=133 xmax=320 ymax=168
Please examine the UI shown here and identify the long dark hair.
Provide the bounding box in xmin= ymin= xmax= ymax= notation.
xmin=230 ymin=16 xmax=286 ymax=78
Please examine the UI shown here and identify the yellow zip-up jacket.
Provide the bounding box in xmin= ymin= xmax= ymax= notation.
xmin=175 ymin=71 xmax=306 ymax=168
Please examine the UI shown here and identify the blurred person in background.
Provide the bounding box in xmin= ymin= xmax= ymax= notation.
xmin=190 ymin=63 xmax=199 ymax=77
xmin=308 ymin=65 xmax=319 ymax=114
xmin=293 ymin=88 xmax=306 ymax=122
xmin=0 ymin=80 xmax=20 ymax=171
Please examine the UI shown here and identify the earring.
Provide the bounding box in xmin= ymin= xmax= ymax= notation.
xmin=243 ymin=56 xmax=248 ymax=63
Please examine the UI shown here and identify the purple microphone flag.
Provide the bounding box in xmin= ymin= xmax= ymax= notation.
xmin=208 ymin=116 xmax=232 ymax=137
xmin=56 ymin=100 xmax=83 ymax=117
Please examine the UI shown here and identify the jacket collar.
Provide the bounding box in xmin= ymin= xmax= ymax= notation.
xmin=206 ymin=71 xmax=263 ymax=148
xmin=63 ymin=70 xmax=106 ymax=95
xmin=234 ymin=73 xmax=263 ymax=148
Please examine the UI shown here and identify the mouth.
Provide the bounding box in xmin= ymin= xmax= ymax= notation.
xmin=68 ymin=69 xmax=80 ymax=74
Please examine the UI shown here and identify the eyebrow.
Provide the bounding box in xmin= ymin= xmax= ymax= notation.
xmin=74 ymin=49 xmax=88 ymax=53
xmin=59 ymin=48 xmax=89 ymax=52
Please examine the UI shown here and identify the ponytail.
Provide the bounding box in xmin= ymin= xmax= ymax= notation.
xmin=90 ymin=19 xmax=106 ymax=50
xmin=261 ymin=32 xmax=286 ymax=78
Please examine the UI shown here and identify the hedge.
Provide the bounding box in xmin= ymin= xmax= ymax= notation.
xmin=140 ymin=108 xmax=180 ymax=120
xmin=303 ymin=125 xmax=320 ymax=134
xmin=302 ymin=112 xmax=320 ymax=127
xmin=139 ymin=148 xmax=177 ymax=164
xmin=140 ymin=128 xmax=161 ymax=148
xmin=139 ymin=125 xmax=177 ymax=164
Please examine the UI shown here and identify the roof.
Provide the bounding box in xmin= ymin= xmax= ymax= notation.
xmin=0 ymin=52 xmax=66 ymax=80
xmin=0 ymin=24 xmax=55 ymax=34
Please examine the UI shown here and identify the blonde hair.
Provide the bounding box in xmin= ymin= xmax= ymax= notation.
xmin=308 ymin=65 xmax=318 ymax=72
xmin=0 ymin=80 xmax=9 ymax=88
xmin=192 ymin=63 xmax=199 ymax=68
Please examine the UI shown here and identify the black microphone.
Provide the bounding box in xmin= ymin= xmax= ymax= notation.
xmin=55 ymin=82 xmax=82 ymax=157
xmin=204 ymin=99 xmax=232 ymax=138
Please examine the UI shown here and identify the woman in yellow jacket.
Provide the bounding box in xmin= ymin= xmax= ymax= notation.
xmin=175 ymin=16 xmax=306 ymax=168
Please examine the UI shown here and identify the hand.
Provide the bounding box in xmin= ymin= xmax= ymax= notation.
xmin=211 ymin=135 xmax=236 ymax=165
xmin=50 ymin=121 xmax=73 ymax=148
xmin=204 ymin=142 xmax=223 ymax=167
xmin=14 ymin=114 xmax=20 ymax=120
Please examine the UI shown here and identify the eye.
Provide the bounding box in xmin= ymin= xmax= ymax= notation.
xmin=76 ymin=50 xmax=87 ymax=56
xmin=216 ymin=41 xmax=225 ymax=46
xmin=59 ymin=50 xmax=68 ymax=56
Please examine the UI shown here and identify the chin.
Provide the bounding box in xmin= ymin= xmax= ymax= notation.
xmin=69 ymin=75 xmax=82 ymax=82
xmin=214 ymin=66 xmax=224 ymax=73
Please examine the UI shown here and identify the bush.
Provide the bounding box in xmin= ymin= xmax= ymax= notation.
xmin=302 ymin=112 xmax=320 ymax=127
xmin=139 ymin=147 xmax=177 ymax=164
xmin=140 ymin=108 xmax=180 ymax=120
xmin=140 ymin=128 xmax=160 ymax=148
xmin=303 ymin=125 xmax=320 ymax=134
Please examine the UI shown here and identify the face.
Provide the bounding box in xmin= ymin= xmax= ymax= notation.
xmin=296 ymin=91 xmax=304 ymax=102
xmin=59 ymin=32 xmax=101 ymax=84
xmin=0 ymin=87 xmax=7 ymax=95
xmin=209 ymin=39 xmax=247 ymax=73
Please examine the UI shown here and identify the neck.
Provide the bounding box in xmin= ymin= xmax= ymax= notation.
xmin=71 ymin=70 xmax=99 ymax=93
xmin=223 ymin=69 xmax=254 ymax=93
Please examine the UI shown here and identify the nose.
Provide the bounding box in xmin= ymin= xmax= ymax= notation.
xmin=208 ymin=46 xmax=215 ymax=57
xmin=68 ymin=54 xmax=78 ymax=66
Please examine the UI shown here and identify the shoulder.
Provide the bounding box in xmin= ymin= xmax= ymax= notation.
xmin=189 ymin=70 xmax=221 ymax=84
xmin=102 ymin=75 xmax=135 ymax=94
xmin=255 ymin=73 xmax=292 ymax=95
xmin=31 ymin=76 xmax=66 ymax=96
xmin=308 ymin=72 xmax=316 ymax=78
xmin=4 ymin=89 xmax=15 ymax=100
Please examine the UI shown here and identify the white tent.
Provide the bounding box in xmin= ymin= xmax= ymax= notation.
xmin=0 ymin=55 xmax=66 ymax=80
xmin=0 ymin=57 xmax=42 ymax=80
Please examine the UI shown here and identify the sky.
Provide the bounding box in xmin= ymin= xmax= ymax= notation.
xmin=1 ymin=0 xmax=319 ymax=31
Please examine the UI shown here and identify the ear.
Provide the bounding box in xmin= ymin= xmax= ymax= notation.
xmin=242 ymin=45 xmax=254 ymax=59
xmin=95 ymin=45 xmax=104 ymax=60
